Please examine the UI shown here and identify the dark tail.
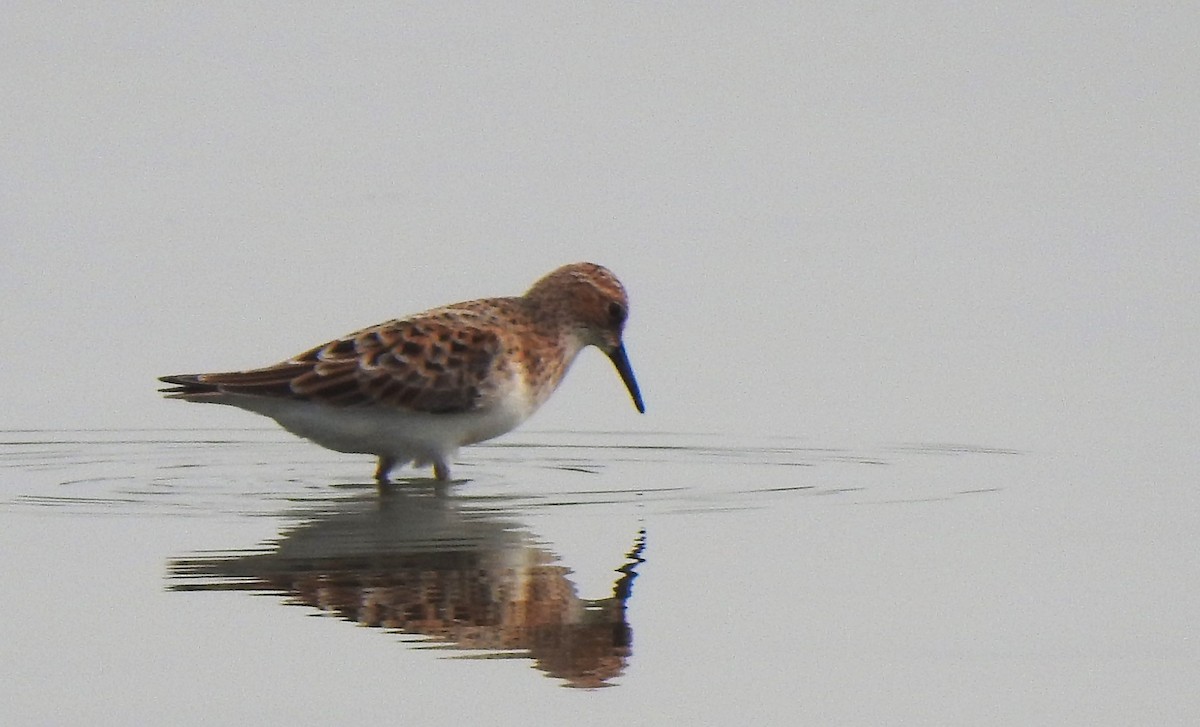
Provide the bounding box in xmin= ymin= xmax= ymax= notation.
xmin=158 ymin=374 xmax=220 ymax=399
xmin=158 ymin=364 xmax=309 ymax=400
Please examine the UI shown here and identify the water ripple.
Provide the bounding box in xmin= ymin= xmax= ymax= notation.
xmin=0 ymin=429 xmax=1019 ymax=519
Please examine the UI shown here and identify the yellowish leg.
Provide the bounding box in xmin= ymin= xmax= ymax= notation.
xmin=433 ymin=459 xmax=451 ymax=482
xmin=374 ymin=456 xmax=395 ymax=484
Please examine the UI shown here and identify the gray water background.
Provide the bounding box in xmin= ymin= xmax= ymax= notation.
xmin=2 ymin=4 xmax=1197 ymax=725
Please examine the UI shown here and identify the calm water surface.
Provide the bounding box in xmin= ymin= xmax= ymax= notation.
xmin=2 ymin=430 xmax=1195 ymax=725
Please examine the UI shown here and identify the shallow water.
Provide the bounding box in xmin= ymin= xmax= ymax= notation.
xmin=2 ymin=430 xmax=1196 ymax=724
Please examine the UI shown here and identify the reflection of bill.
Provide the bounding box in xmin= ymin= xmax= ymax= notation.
xmin=169 ymin=487 xmax=646 ymax=688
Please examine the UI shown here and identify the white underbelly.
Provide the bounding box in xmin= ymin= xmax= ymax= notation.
xmin=232 ymin=395 xmax=531 ymax=461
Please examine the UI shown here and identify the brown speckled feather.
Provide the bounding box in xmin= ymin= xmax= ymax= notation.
xmin=161 ymin=304 xmax=517 ymax=415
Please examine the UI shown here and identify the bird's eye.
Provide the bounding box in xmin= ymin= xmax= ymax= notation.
xmin=607 ymin=301 xmax=627 ymax=325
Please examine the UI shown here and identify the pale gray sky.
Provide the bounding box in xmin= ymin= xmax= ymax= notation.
xmin=3 ymin=3 xmax=1197 ymax=453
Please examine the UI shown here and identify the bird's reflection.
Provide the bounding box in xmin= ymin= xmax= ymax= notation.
xmin=168 ymin=483 xmax=645 ymax=688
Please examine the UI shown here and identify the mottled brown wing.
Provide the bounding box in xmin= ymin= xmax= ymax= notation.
xmin=161 ymin=309 xmax=510 ymax=415
xmin=290 ymin=314 xmax=505 ymax=413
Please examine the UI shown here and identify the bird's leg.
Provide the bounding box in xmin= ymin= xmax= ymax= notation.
xmin=432 ymin=458 xmax=451 ymax=482
xmin=374 ymin=456 xmax=395 ymax=484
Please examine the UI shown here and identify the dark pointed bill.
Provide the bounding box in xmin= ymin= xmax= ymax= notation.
xmin=607 ymin=342 xmax=645 ymax=414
